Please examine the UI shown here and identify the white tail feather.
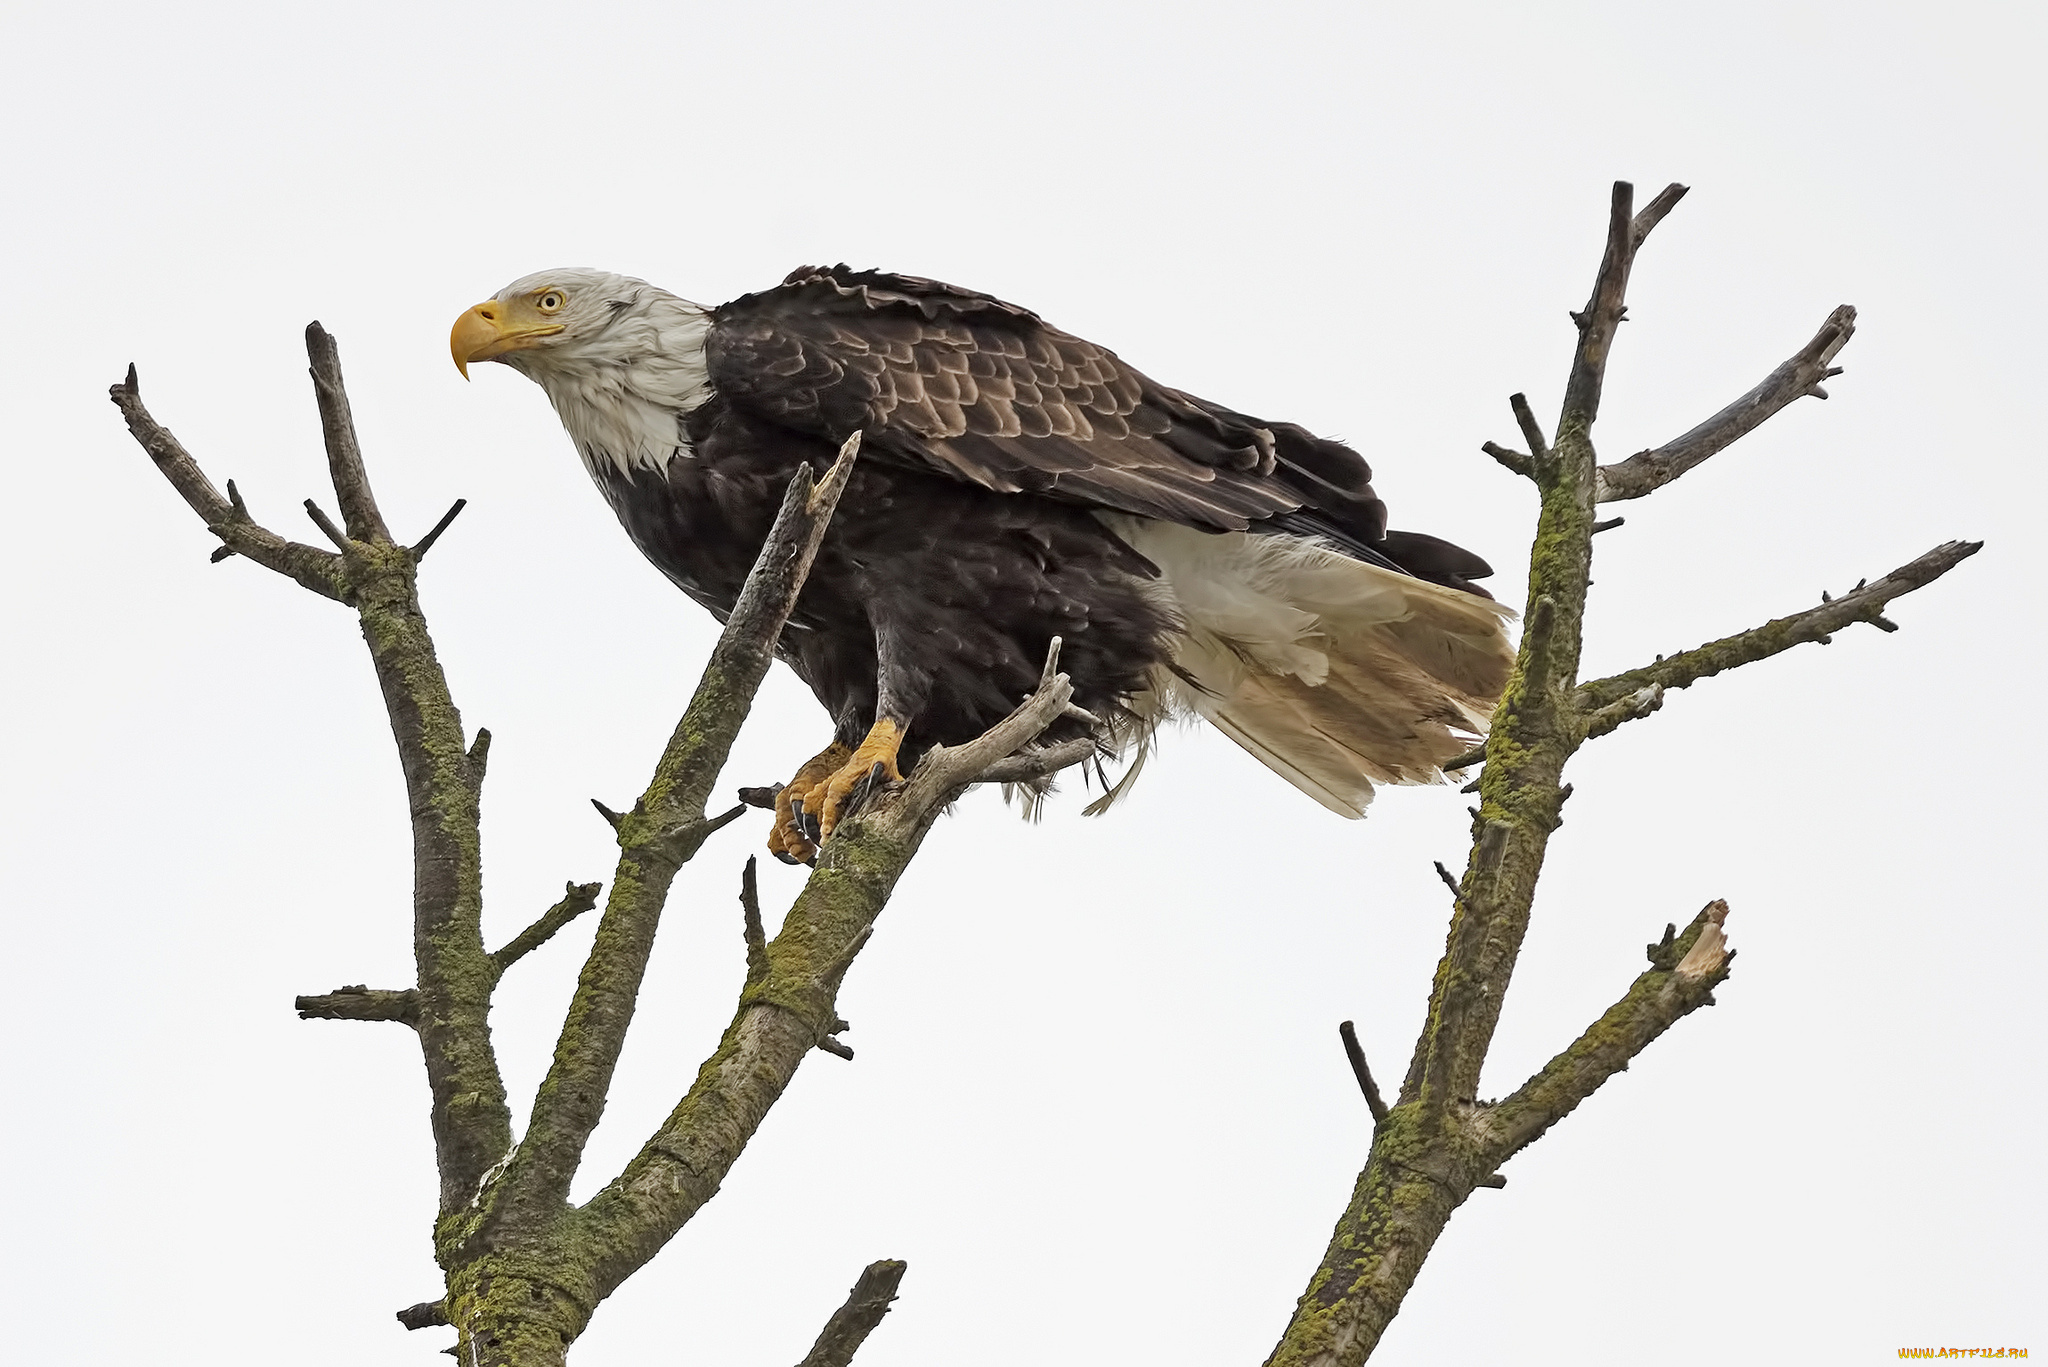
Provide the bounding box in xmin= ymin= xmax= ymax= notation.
xmin=1095 ymin=519 xmax=1515 ymax=818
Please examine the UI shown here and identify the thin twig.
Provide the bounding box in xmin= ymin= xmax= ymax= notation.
xmin=305 ymin=322 xmax=392 ymax=544
xmin=304 ymin=499 xmax=350 ymax=550
xmin=1432 ymin=861 xmax=1464 ymax=904
xmin=1630 ymin=182 xmax=1689 ymax=247
xmin=1482 ymin=442 xmax=1534 ymax=480
xmin=653 ymin=803 xmax=750 ymax=860
xmin=740 ymin=857 xmax=768 ymax=991
xmin=898 ymin=638 xmax=1079 ymax=807
xmin=1562 ymin=180 xmax=1640 ymax=429
xmin=1441 ymin=746 xmax=1486 ymax=773
xmin=1338 ymin=1021 xmax=1390 ymax=1123
xmin=412 ymin=498 xmax=468 ymax=559
xmin=466 ymin=728 xmax=491 ymax=789
xmin=977 ymin=738 xmax=1098 ymax=786
xmin=1596 ymin=305 xmax=1858 ymax=502
xmin=1509 ymin=393 xmax=1552 ymax=466
xmin=1576 ymin=541 xmax=1981 ymax=711
xmin=108 ymin=367 xmax=346 ymax=600
xmin=491 ymin=882 xmax=604 ymax=975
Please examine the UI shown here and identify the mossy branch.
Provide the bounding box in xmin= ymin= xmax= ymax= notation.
xmin=563 ymin=644 xmax=1082 ymax=1312
xmin=113 ymin=333 xmax=510 ymax=1219
xmin=491 ymin=434 xmax=864 ymax=1237
xmin=296 ymin=985 xmax=419 ymax=1025
xmin=797 ymin=1260 xmax=908 ymax=1367
xmin=1481 ymin=902 xmax=1733 ymax=1161
xmin=1575 ymin=539 xmax=1983 ymax=714
xmin=1264 ymin=180 xmax=1974 ymax=1367
xmin=1399 ymin=181 xmax=1654 ymax=1121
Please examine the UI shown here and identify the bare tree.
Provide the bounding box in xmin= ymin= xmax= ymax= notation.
xmin=111 ymin=181 xmax=1974 ymax=1366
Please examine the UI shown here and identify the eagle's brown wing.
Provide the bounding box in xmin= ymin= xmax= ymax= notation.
xmin=707 ymin=266 xmax=1480 ymax=581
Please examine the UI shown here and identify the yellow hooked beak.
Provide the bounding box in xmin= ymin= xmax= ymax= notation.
xmin=450 ymin=299 xmax=565 ymax=378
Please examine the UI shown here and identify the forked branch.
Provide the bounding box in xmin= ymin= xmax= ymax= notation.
xmin=565 ymin=640 xmax=1087 ymax=1313
xmin=109 ymin=366 xmax=347 ymax=600
xmin=116 ymin=328 xmax=1108 ymax=1367
xmin=1265 ymin=181 xmax=1974 ymax=1367
xmin=494 ymin=434 xmax=865 ymax=1232
xmin=114 ymin=332 xmax=511 ymax=1217
xmin=1482 ymin=902 xmax=1733 ymax=1160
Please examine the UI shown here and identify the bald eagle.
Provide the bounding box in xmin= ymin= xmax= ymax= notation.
xmin=452 ymin=267 xmax=1513 ymax=863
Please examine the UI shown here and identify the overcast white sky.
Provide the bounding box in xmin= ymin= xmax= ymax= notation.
xmin=3 ymin=1 xmax=2042 ymax=1363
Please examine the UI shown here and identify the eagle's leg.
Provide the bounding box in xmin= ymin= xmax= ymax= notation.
xmin=792 ymin=717 xmax=907 ymax=848
xmin=769 ymin=741 xmax=851 ymax=865
xmin=786 ymin=617 xmax=920 ymax=853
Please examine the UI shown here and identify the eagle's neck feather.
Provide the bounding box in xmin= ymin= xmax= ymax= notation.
xmin=518 ymin=298 xmax=715 ymax=480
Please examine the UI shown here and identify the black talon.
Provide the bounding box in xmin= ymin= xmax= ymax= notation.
xmin=843 ymin=762 xmax=889 ymax=823
xmin=772 ymin=850 xmax=802 ymax=866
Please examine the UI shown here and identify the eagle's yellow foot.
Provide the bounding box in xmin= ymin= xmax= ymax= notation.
xmin=769 ymin=742 xmax=851 ymax=866
xmin=794 ymin=719 xmax=906 ymax=850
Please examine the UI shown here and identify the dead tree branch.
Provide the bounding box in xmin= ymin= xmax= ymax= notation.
xmin=109 ymin=366 xmax=347 ymax=600
xmin=486 ymin=435 xmax=864 ymax=1252
xmin=1481 ymin=442 xmax=1534 ymax=479
xmin=296 ymin=985 xmax=419 ymax=1026
xmin=120 ymin=187 xmax=1976 ymax=1367
xmin=115 ymin=328 xmax=511 ymax=1221
xmin=305 ymin=324 xmax=391 ymax=544
xmin=564 ymin=640 xmax=1081 ymax=1313
xmin=1483 ymin=902 xmax=1732 ymax=1158
xmin=1262 ymin=181 xmax=1973 ymax=1367
xmin=1597 ymin=305 xmax=1858 ymax=501
xmin=490 ymin=882 xmax=603 ymax=976
xmin=120 ymin=340 xmax=1077 ymax=1361
xmin=1338 ymin=1022 xmax=1390 ymax=1123
xmin=796 ymin=1260 xmax=907 ymax=1367
xmin=1576 ymin=540 xmax=1981 ymax=714
xmin=977 ymin=736 xmax=1098 ymax=786
xmin=1629 ymin=182 xmax=1690 ymax=246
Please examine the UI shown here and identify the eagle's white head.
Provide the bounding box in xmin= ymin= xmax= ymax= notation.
xmin=451 ymin=267 xmax=713 ymax=478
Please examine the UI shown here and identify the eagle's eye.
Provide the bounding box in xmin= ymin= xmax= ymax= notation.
xmin=536 ymin=290 xmax=567 ymax=314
